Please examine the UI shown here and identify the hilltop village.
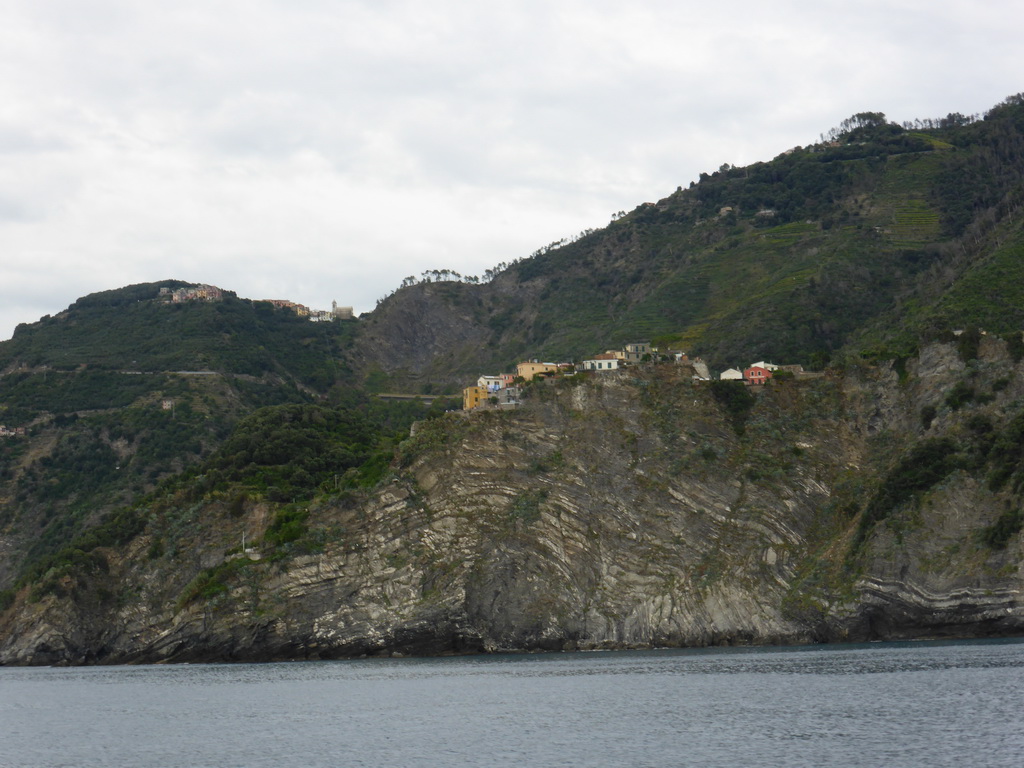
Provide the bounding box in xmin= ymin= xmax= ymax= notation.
xmin=462 ymin=341 xmax=820 ymax=410
xmin=161 ymin=284 xmax=354 ymax=322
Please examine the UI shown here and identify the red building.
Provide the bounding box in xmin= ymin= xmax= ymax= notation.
xmin=744 ymin=366 xmax=773 ymax=385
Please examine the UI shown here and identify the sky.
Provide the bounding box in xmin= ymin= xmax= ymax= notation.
xmin=1 ymin=0 xmax=1021 ymax=340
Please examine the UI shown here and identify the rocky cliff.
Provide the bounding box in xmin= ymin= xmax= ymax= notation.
xmin=2 ymin=340 xmax=1022 ymax=664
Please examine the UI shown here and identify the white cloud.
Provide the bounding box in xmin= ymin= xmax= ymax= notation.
xmin=1 ymin=0 xmax=1022 ymax=339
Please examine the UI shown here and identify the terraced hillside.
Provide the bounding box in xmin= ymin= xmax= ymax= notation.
xmin=352 ymin=95 xmax=1024 ymax=389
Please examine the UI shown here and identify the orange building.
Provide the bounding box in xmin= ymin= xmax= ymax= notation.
xmin=515 ymin=361 xmax=559 ymax=381
xmin=463 ymin=385 xmax=488 ymax=410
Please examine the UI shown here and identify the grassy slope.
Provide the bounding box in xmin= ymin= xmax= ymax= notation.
xmin=353 ymin=98 xmax=1023 ymax=389
xmin=481 ymin=141 xmax=944 ymax=369
xmin=464 ymin=102 xmax=1024 ymax=372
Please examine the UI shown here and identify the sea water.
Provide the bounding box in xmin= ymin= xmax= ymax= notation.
xmin=1 ymin=638 xmax=1022 ymax=767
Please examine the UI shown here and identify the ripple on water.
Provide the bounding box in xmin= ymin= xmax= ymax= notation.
xmin=1 ymin=638 xmax=1023 ymax=768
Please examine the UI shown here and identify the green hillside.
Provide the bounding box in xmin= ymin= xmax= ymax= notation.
xmin=3 ymin=93 xmax=1024 ymax=599
xmin=0 ymin=282 xmax=459 ymax=587
xmin=358 ymin=95 xmax=1024 ymax=382
xmin=524 ymin=101 xmax=1023 ymax=366
xmin=2 ymin=282 xmax=354 ymax=384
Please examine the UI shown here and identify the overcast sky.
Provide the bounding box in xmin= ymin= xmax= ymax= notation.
xmin=1 ymin=0 xmax=1021 ymax=340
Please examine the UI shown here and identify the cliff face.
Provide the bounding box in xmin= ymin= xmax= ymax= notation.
xmin=1 ymin=342 xmax=1022 ymax=664
xmin=351 ymin=282 xmax=501 ymax=391
xmin=348 ymin=276 xmax=546 ymax=392
xmin=837 ymin=339 xmax=1024 ymax=639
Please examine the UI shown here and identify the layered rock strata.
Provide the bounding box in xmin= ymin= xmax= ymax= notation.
xmin=2 ymin=343 xmax=1022 ymax=664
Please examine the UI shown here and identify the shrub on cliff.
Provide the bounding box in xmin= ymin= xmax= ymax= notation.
xmin=977 ymin=508 xmax=1023 ymax=549
xmin=709 ymin=380 xmax=756 ymax=435
xmin=854 ymin=437 xmax=960 ymax=549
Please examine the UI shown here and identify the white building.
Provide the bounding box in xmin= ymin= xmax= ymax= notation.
xmin=581 ymin=354 xmax=620 ymax=372
xmin=477 ymin=375 xmax=504 ymax=393
xmin=720 ymin=368 xmax=744 ymax=380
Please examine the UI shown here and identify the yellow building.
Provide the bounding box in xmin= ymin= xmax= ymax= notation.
xmin=463 ymin=385 xmax=488 ymax=410
xmin=515 ymin=361 xmax=559 ymax=381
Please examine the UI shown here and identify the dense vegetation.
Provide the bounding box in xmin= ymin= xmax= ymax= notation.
xmin=854 ymin=438 xmax=960 ymax=549
xmin=364 ymin=93 xmax=1024 ymax=378
xmin=198 ymin=396 xmax=449 ymax=501
xmin=7 ymin=397 xmax=226 ymax=568
xmin=6 ymin=394 xmax=453 ymax=598
xmin=0 ymin=282 xmax=363 ymax=587
xmin=2 ymin=282 xmax=355 ymax=386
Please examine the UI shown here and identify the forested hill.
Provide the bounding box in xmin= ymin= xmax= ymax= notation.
xmin=353 ymin=94 xmax=1024 ymax=390
xmin=1 ymin=281 xmax=354 ymax=387
xmin=0 ymin=282 xmax=450 ymax=591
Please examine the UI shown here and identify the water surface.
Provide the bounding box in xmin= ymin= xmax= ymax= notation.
xmin=2 ymin=639 xmax=1022 ymax=767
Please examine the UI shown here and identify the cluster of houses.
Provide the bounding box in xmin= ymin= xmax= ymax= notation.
xmin=260 ymin=299 xmax=354 ymax=322
xmin=719 ymin=361 xmax=814 ymax=384
xmin=158 ymin=284 xmax=353 ymax=321
xmin=0 ymin=425 xmax=27 ymax=438
xmin=462 ymin=342 xmax=815 ymax=410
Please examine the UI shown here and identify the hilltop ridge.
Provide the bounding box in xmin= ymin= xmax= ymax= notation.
xmin=352 ymin=94 xmax=1024 ymax=390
